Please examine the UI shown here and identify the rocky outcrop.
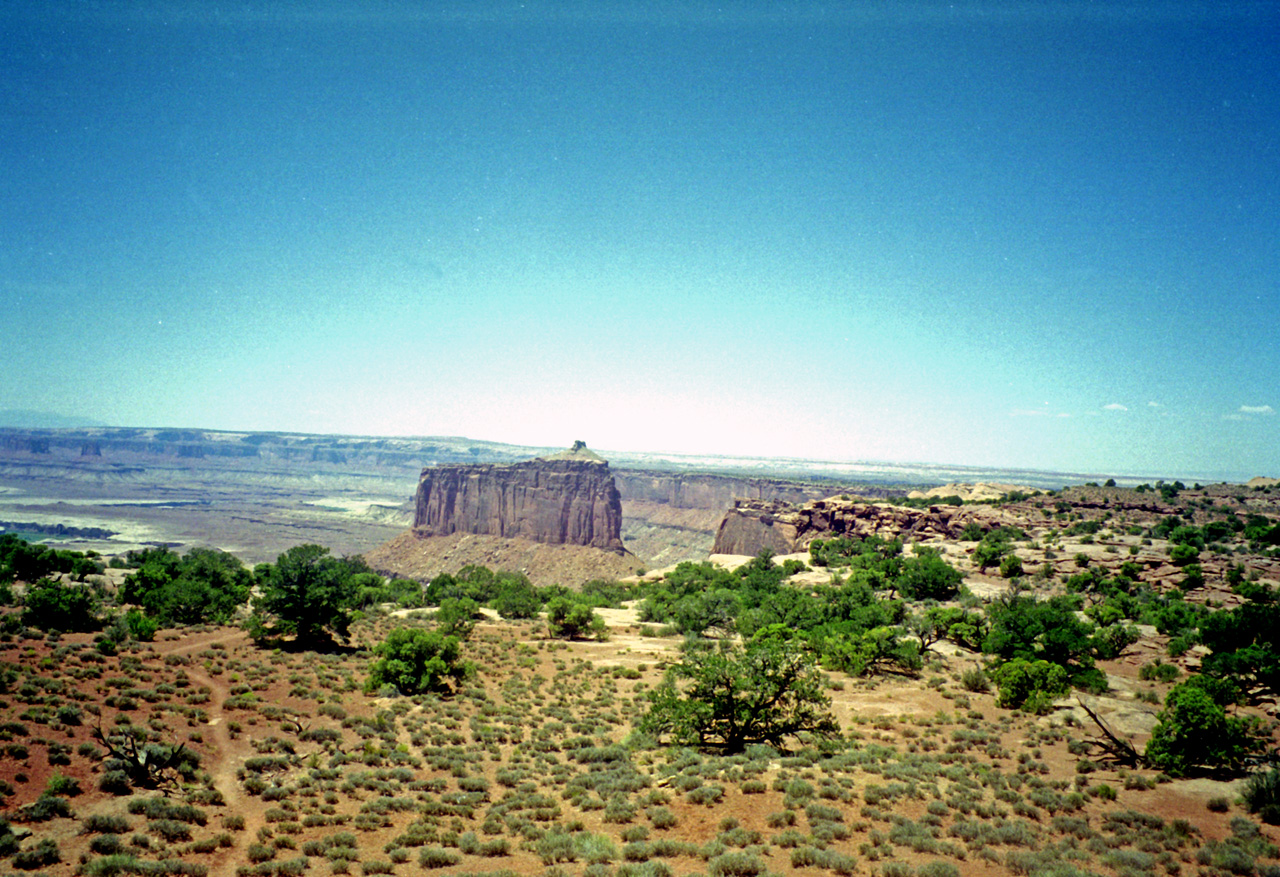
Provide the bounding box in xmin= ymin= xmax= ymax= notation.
xmin=413 ymin=444 xmax=626 ymax=554
xmin=712 ymin=497 xmax=1011 ymax=555
xmin=615 ymin=472 xmax=874 ymax=510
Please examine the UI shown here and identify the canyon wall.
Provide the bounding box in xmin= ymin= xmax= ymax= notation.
xmin=712 ymin=497 xmax=1011 ymax=556
xmin=413 ymin=450 xmax=626 ymax=554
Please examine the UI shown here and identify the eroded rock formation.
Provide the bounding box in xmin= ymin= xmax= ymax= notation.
xmin=412 ymin=443 xmax=626 ymax=554
xmin=712 ymin=497 xmax=1010 ymax=556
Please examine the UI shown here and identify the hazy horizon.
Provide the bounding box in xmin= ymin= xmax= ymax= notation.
xmin=4 ymin=2 xmax=1278 ymax=478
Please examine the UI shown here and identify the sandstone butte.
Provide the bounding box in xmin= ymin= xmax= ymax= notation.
xmin=412 ymin=441 xmax=627 ymax=554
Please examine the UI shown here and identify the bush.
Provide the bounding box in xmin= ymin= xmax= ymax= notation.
xmin=23 ymin=578 xmax=101 ymax=632
xmin=546 ymin=598 xmax=608 ymax=640
xmin=1244 ymin=768 xmax=1280 ymax=824
xmin=897 ymin=548 xmax=963 ymax=600
xmin=999 ymin=555 xmax=1024 ymax=579
xmin=990 ymin=659 xmax=1069 ymax=713
xmin=83 ymin=813 xmax=132 ymax=834
xmin=708 ymin=851 xmax=768 ymax=877
xmin=11 ymin=838 xmax=59 ymax=870
xmin=639 ymin=635 xmax=837 ymax=753
xmin=247 ymin=544 xmax=364 ymax=645
xmin=15 ymin=794 xmax=73 ymax=822
xmin=1145 ymin=680 xmax=1268 ymax=776
xmin=364 ymin=628 xmax=468 ymax=695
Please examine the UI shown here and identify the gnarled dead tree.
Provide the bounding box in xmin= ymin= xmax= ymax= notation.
xmin=1076 ymin=697 xmax=1147 ymax=769
xmin=92 ymin=723 xmax=197 ymax=792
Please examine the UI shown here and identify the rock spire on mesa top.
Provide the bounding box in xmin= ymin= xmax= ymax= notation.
xmin=539 ymin=440 xmax=606 ymax=464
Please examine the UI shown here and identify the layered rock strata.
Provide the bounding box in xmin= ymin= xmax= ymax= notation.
xmin=413 ymin=446 xmax=626 ymax=554
xmin=712 ymin=497 xmax=1008 ymax=556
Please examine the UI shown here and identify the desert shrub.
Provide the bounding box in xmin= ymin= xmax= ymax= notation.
xmin=575 ymin=832 xmax=619 ymax=864
xmin=545 ymin=598 xmax=608 ymax=640
xmin=11 ymin=838 xmax=59 ymax=870
xmin=1139 ymin=661 xmax=1181 ymax=683
xmin=90 ymin=834 xmax=125 ymax=854
xmin=1244 ymin=767 xmax=1280 ymax=824
xmin=45 ymin=772 xmax=81 ymax=797
xmin=960 ymin=667 xmax=989 ymax=692
xmin=999 ymin=554 xmax=1025 ymax=579
xmin=23 ymin=578 xmax=101 ymax=632
xmin=640 ymin=634 xmax=837 ymax=753
xmin=916 ymin=864 xmax=960 ymax=877
xmin=84 ymin=813 xmax=133 ymax=834
xmin=364 ymin=628 xmax=468 ymax=695
xmin=15 ymin=794 xmax=73 ymax=822
xmin=1145 ymin=679 xmax=1268 ymax=776
xmin=708 ymin=851 xmax=768 ymax=877
xmin=990 ymin=659 xmax=1069 ymax=713
xmin=648 ymin=807 xmax=678 ymax=829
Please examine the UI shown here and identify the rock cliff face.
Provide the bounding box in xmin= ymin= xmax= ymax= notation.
xmin=712 ymin=497 xmax=1011 ymax=556
xmin=413 ymin=445 xmax=626 ymax=554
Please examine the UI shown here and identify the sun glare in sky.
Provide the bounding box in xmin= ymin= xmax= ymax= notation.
xmin=2 ymin=2 xmax=1278 ymax=480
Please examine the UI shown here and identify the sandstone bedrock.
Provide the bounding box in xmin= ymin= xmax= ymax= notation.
xmin=413 ymin=453 xmax=626 ymax=554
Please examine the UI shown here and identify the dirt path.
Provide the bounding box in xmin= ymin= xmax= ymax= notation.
xmin=148 ymin=630 xmax=259 ymax=877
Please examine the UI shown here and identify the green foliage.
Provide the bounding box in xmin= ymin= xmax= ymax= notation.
xmin=579 ymin=579 xmax=637 ymax=608
xmin=639 ymin=634 xmax=838 ymax=753
xmin=1139 ymin=661 xmax=1182 ymax=683
xmin=897 ymin=547 xmax=963 ymax=600
xmin=491 ymin=576 xmax=541 ymax=619
xmin=1093 ymin=623 xmax=1141 ymax=660
xmin=972 ymin=532 xmax=1014 ymax=571
xmin=925 ymin=606 xmax=988 ymax=651
xmin=22 ymin=577 xmax=101 ymax=632
xmin=365 ymin=628 xmax=468 ymax=695
xmin=672 ymin=589 xmax=739 ymax=637
xmin=989 ymin=659 xmax=1070 ymax=713
xmin=1244 ymin=767 xmax=1280 ymax=824
xmin=434 ymin=597 xmax=480 ymax=639
xmin=545 ymin=598 xmax=607 ymax=640
xmin=1145 ymin=678 xmax=1268 ymax=776
xmin=808 ymin=535 xmax=902 ymax=569
xmin=819 ymin=625 xmax=921 ymax=677
xmin=248 ymin=544 xmax=364 ymax=645
xmin=121 ymin=546 xmax=253 ymax=626
xmin=0 ymin=533 xmax=102 ymax=585
xmin=1197 ymin=582 xmax=1280 ymax=698
xmin=983 ymin=594 xmax=1095 ymax=669
xmin=999 ymin=554 xmax=1024 ymax=579
xmin=121 ymin=609 xmax=158 ymax=642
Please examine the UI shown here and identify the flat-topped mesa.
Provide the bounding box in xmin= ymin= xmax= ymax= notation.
xmin=412 ymin=442 xmax=626 ymax=554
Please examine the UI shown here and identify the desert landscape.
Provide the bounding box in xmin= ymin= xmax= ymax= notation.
xmin=0 ymin=431 xmax=1278 ymax=877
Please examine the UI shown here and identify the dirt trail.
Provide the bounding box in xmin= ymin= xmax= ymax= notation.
xmin=148 ymin=630 xmax=259 ymax=877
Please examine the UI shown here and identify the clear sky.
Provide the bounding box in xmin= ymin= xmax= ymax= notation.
xmin=3 ymin=2 xmax=1278 ymax=481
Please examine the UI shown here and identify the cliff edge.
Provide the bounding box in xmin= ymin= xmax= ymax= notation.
xmin=412 ymin=442 xmax=626 ymax=554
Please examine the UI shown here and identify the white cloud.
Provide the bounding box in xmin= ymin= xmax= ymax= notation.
xmin=1147 ymin=401 xmax=1162 ymax=408
xmin=1240 ymin=405 xmax=1276 ymax=416
xmin=1223 ymin=414 xmax=1247 ymax=421
xmin=1103 ymin=403 xmax=1128 ymax=411
xmin=1011 ymin=408 xmax=1070 ymax=419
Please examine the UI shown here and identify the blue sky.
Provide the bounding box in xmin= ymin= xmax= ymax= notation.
xmin=3 ymin=2 xmax=1277 ymax=481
